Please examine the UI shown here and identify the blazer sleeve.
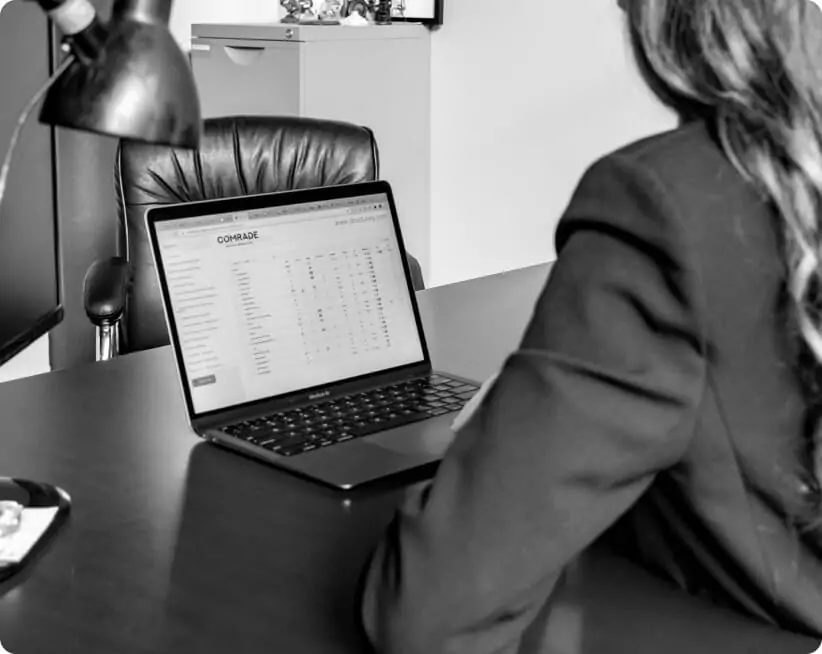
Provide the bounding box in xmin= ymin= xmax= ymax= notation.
xmin=359 ymin=152 xmax=709 ymax=654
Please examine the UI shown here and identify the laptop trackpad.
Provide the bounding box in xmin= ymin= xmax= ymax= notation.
xmin=366 ymin=417 xmax=456 ymax=458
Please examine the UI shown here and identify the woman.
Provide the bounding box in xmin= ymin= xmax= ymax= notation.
xmin=359 ymin=0 xmax=822 ymax=651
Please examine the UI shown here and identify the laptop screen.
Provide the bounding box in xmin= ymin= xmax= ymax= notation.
xmin=153 ymin=191 xmax=425 ymax=415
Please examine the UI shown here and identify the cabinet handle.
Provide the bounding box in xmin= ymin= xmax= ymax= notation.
xmin=223 ymin=46 xmax=266 ymax=66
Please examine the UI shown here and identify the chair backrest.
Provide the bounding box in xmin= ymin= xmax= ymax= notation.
xmin=115 ymin=115 xmax=383 ymax=354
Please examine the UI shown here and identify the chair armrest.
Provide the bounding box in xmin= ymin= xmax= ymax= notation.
xmin=83 ymin=257 xmax=133 ymax=327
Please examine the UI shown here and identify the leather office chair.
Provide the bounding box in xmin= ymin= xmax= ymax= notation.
xmin=82 ymin=115 xmax=425 ymax=361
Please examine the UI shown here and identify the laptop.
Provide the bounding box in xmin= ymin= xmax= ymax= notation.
xmin=145 ymin=181 xmax=480 ymax=489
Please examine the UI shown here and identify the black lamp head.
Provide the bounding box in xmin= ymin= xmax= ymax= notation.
xmin=37 ymin=0 xmax=201 ymax=148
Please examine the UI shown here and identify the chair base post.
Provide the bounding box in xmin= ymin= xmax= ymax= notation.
xmin=95 ymin=322 xmax=120 ymax=362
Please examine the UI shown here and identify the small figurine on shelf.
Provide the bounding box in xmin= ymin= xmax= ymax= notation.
xmin=280 ymin=0 xmax=302 ymax=23
xmin=372 ymin=0 xmax=392 ymax=24
xmin=343 ymin=0 xmax=371 ymax=20
xmin=391 ymin=0 xmax=406 ymax=18
xmin=281 ymin=0 xmax=316 ymax=23
xmin=318 ymin=0 xmax=343 ymax=22
xmin=298 ymin=0 xmax=318 ymax=22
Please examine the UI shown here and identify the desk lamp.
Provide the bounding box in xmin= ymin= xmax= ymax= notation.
xmin=18 ymin=0 xmax=200 ymax=146
xmin=0 ymin=0 xmax=201 ymax=583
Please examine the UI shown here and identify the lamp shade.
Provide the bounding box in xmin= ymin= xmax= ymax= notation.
xmin=38 ymin=10 xmax=201 ymax=148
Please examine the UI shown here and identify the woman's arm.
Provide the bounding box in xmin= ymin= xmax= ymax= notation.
xmin=360 ymin=152 xmax=708 ymax=654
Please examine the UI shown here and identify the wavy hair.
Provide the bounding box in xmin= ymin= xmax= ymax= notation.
xmin=626 ymin=0 xmax=822 ymax=489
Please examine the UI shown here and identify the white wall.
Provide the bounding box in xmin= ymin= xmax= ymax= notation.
xmin=428 ymin=0 xmax=677 ymax=285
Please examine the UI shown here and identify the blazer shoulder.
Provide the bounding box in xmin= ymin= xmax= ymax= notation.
xmin=561 ymin=120 xmax=766 ymax=259
xmin=608 ymin=121 xmax=726 ymax=171
xmin=558 ymin=122 xmax=724 ymax=246
xmin=598 ymin=121 xmax=757 ymax=213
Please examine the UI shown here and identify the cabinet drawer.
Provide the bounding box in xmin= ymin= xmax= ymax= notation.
xmin=191 ymin=39 xmax=302 ymax=118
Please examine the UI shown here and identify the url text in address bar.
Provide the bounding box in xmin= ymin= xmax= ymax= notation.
xmin=179 ymin=206 xmax=379 ymax=235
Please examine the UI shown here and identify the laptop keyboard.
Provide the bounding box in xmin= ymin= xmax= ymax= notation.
xmin=221 ymin=374 xmax=480 ymax=457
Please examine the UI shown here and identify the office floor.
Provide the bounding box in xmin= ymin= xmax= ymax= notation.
xmin=0 ymin=336 xmax=50 ymax=383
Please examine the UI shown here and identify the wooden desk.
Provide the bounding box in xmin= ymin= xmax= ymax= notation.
xmin=0 ymin=264 xmax=817 ymax=653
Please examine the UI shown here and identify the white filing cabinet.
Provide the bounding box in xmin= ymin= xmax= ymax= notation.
xmin=190 ymin=23 xmax=432 ymax=279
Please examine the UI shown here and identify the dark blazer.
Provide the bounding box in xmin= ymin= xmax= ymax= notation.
xmin=359 ymin=120 xmax=822 ymax=653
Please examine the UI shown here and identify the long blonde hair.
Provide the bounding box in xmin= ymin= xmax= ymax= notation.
xmin=627 ymin=0 xmax=822 ymax=487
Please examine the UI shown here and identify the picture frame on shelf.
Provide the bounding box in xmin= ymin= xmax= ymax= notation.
xmin=391 ymin=0 xmax=443 ymax=26
xmin=340 ymin=0 xmax=443 ymax=27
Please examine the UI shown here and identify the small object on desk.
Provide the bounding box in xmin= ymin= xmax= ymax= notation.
xmin=0 ymin=478 xmax=70 ymax=584
xmin=0 ymin=501 xmax=22 ymax=538
xmin=0 ymin=506 xmax=58 ymax=565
